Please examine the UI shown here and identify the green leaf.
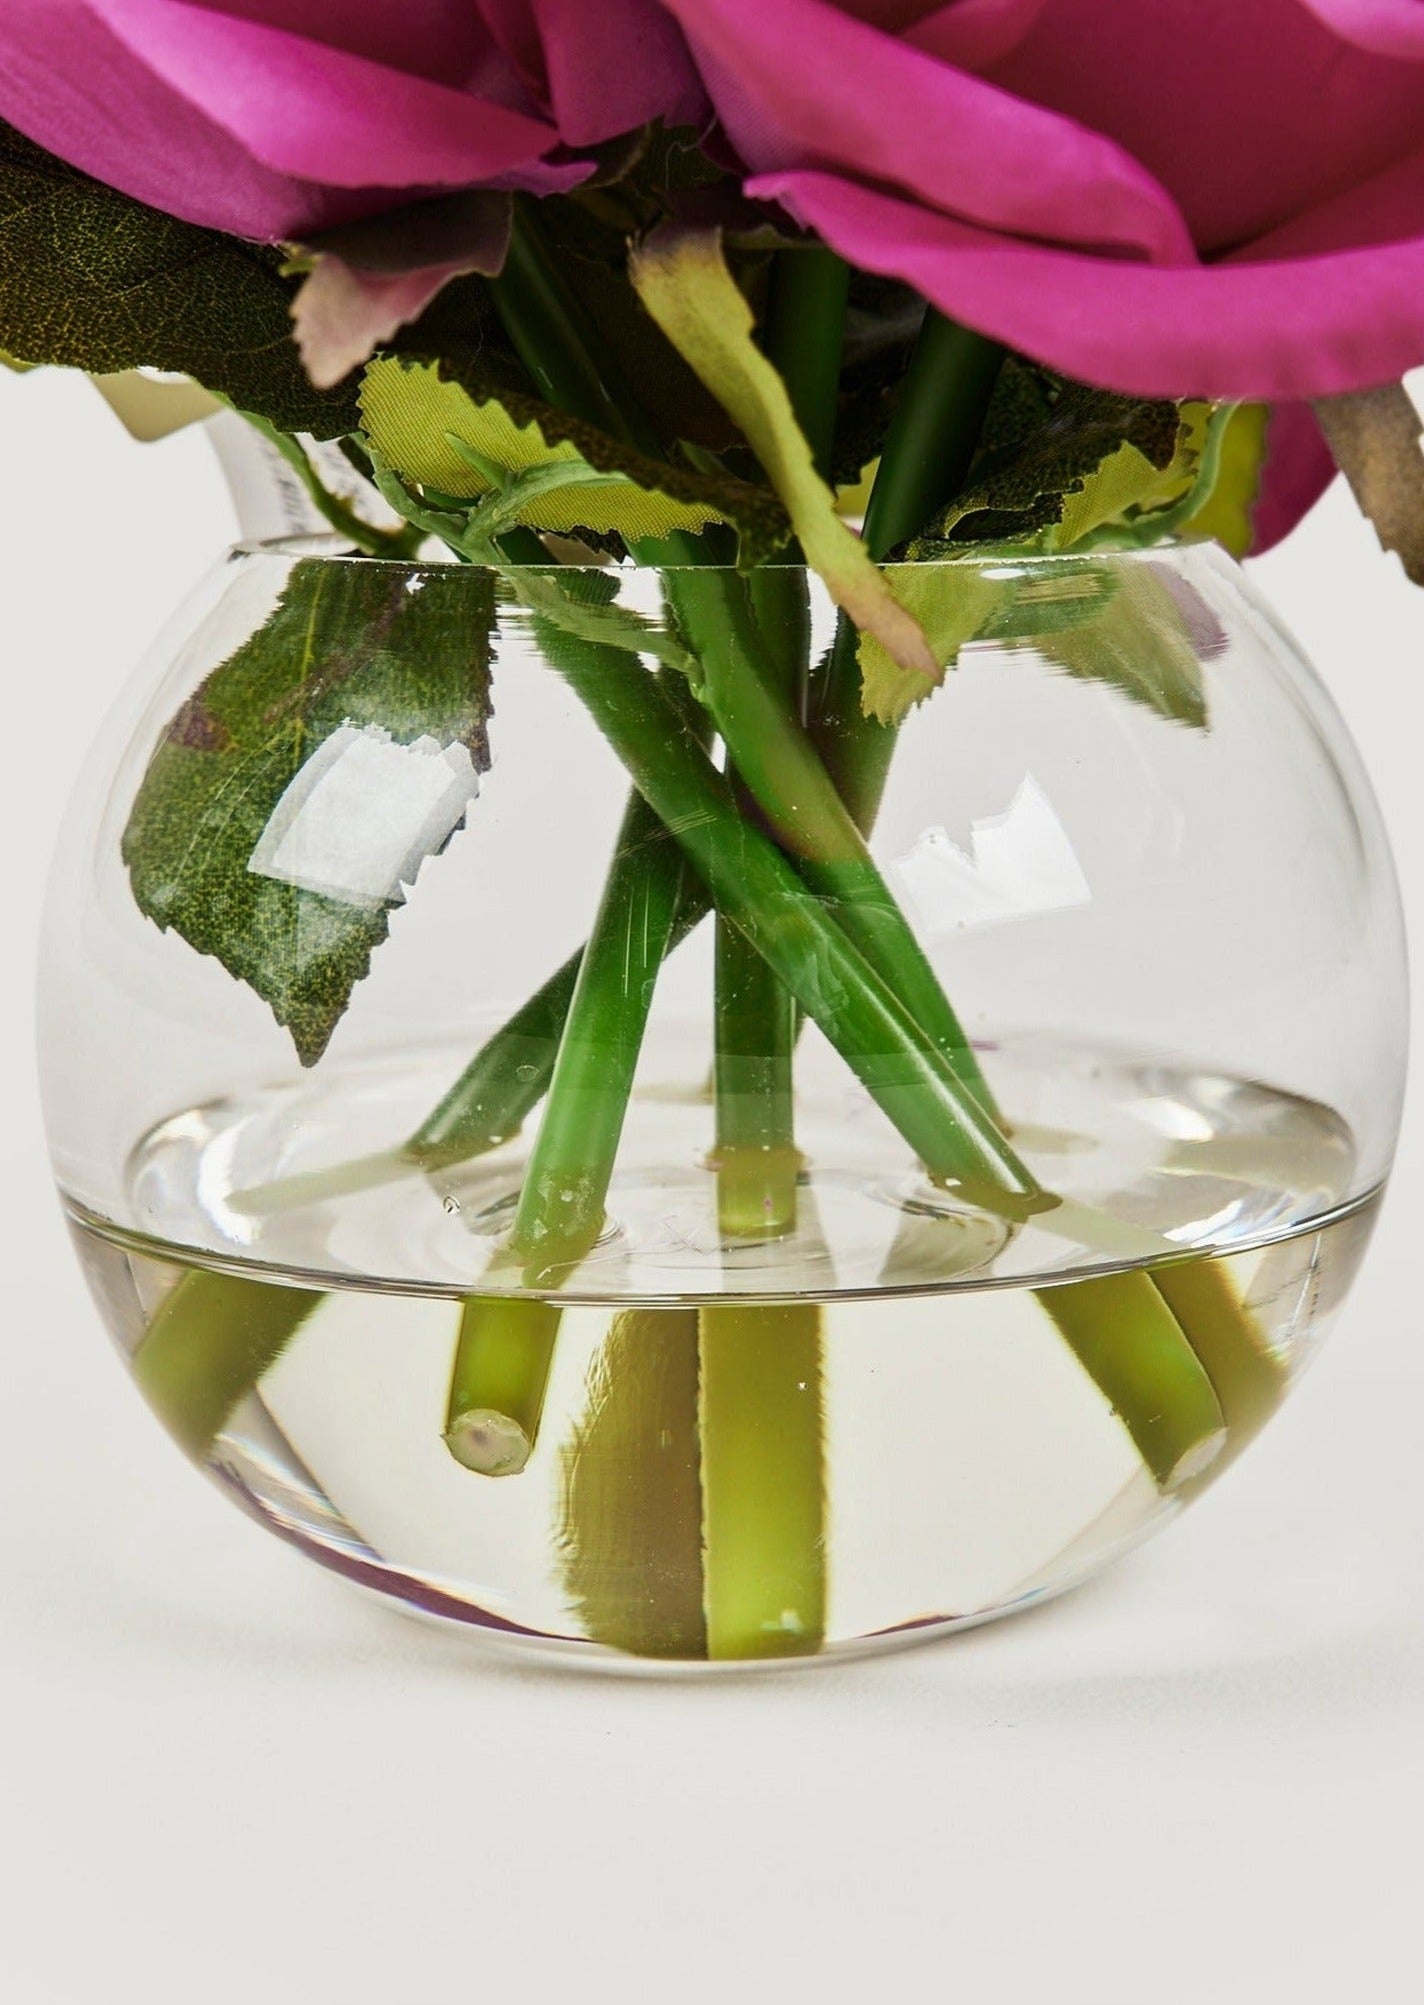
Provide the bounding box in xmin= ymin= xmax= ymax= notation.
xmin=914 ymin=366 xmax=1187 ymax=553
xmin=0 ymin=121 xmax=358 ymax=436
xmin=1053 ymin=409 xmax=1202 ymax=548
xmin=122 ymin=559 xmax=495 ymax=1065
xmin=373 ymin=266 xmax=789 ymax=560
xmin=857 ymin=564 xmax=1012 ymax=725
xmin=1026 ymin=560 xmax=1214 ymax=729
xmin=513 ymin=566 xmax=698 ymax=684
xmin=359 ymin=355 xmax=765 ymax=545
xmin=630 ymin=224 xmax=937 ymax=696
xmin=1173 ymin=402 xmax=1269 ymax=558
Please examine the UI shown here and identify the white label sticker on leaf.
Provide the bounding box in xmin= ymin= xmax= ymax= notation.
xmin=248 ymin=724 xmax=479 ymax=909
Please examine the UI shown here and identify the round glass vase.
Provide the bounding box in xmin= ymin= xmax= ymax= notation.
xmin=40 ymin=537 xmax=1406 ymax=1668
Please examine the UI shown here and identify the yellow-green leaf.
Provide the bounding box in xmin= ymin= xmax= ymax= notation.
xmin=1054 ymin=403 xmax=1205 ymax=549
xmin=630 ymin=226 xmax=936 ymax=694
xmin=360 ymin=356 xmax=725 ymax=542
xmin=857 ymin=564 xmax=1009 ymax=724
xmin=1174 ymin=402 xmax=1269 ymax=558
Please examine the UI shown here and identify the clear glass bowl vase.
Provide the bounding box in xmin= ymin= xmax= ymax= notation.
xmin=40 ymin=537 xmax=1407 ymax=1667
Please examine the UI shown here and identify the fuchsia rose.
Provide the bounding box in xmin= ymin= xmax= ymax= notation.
xmin=0 ymin=0 xmax=704 ymax=242
xmin=662 ymin=0 xmax=1424 ymax=533
xmin=659 ymin=0 xmax=1424 ymax=400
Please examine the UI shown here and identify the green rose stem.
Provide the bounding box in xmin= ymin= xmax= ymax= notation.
xmin=699 ymin=1301 xmax=826 ymax=1659
xmin=759 ymin=247 xmax=850 ymax=482
xmin=465 ymin=221 xmax=1045 ymax=1553
xmin=233 ymin=872 xmax=714 ymax=1215
xmin=442 ymin=596 xmax=1047 ymax=1477
xmin=522 ymin=614 xmax=1044 ymax=1214
xmin=712 ymin=570 xmax=804 ymax=1244
xmin=709 ymin=255 xmax=847 ymax=1238
xmin=809 ymin=311 xmax=1005 ymax=828
xmin=1150 ymin=1254 xmax=1288 ymax=1481
xmin=407 ymin=859 xmax=712 ymax=1175
xmin=1035 ymin=1270 xmax=1227 ymax=1490
xmin=444 ymin=681 xmax=703 ymax=1476
xmin=409 ymin=520 xmax=717 ymax=1178
xmin=558 ymin=1306 xmax=708 ymax=1659
xmin=800 ymin=301 xmax=1262 ymax=1488
xmin=712 ymin=876 xmax=801 ymax=1239
xmin=132 ymin=1267 xmax=322 ymax=1461
xmin=666 ymin=562 xmax=1001 ymax=1121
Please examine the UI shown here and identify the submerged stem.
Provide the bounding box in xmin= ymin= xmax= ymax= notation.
xmin=700 ymin=1302 xmax=826 ymax=1659
xmin=1150 ymin=1254 xmax=1288 ymax=1487
xmin=714 ymin=567 xmax=810 ymax=1240
xmin=536 ymin=608 xmax=1045 ymax=1217
xmin=133 ymin=1267 xmax=322 ymax=1460
xmin=669 ymin=564 xmax=1002 ymax=1122
xmin=1035 ymin=1269 xmax=1227 ymax=1491
xmin=444 ymin=688 xmax=700 ymax=1474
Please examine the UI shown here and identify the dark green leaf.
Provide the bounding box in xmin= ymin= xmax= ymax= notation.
xmin=0 ymin=121 xmax=358 ymax=435
xmin=122 ymin=559 xmax=495 ymax=1065
xmin=911 ymin=364 xmax=1186 ymax=553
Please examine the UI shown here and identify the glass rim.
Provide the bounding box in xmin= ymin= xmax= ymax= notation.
xmin=229 ymin=530 xmax=1224 ymax=578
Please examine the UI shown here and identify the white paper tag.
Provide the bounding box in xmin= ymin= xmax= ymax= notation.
xmin=205 ymin=409 xmax=405 ymax=543
xmin=248 ymin=723 xmax=480 ymax=909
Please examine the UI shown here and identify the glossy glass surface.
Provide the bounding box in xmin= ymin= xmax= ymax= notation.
xmin=39 ymin=540 xmax=1408 ymax=1662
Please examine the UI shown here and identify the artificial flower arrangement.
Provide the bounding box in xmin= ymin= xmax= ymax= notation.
xmin=5 ymin=3 xmax=1420 ymax=1662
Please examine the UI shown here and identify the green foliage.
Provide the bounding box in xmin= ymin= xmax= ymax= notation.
xmin=360 ymin=355 xmax=769 ymax=545
xmin=371 ymin=281 xmax=788 ymax=558
xmin=912 ymin=364 xmax=1188 ymax=553
xmin=122 ymin=559 xmax=495 ymax=1065
xmin=0 ymin=122 xmax=358 ymax=435
xmin=631 ymin=224 xmax=936 ymax=691
xmin=1019 ymin=560 xmax=1213 ymax=728
xmin=858 ymin=564 xmax=1012 ymax=725
xmin=857 ymin=557 xmax=1214 ymax=729
xmin=1171 ymin=401 xmax=1269 ymax=557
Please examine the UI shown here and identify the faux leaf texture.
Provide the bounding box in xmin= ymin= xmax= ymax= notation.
xmin=914 ymin=365 xmax=1185 ymax=553
xmin=123 ymin=559 xmax=495 ymax=1065
xmin=858 ymin=558 xmax=1218 ymax=730
xmin=360 ymin=356 xmax=745 ymax=544
xmin=0 ymin=122 xmax=358 ymax=436
xmin=290 ymin=190 xmax=514 ymax=389
xmin=1313 ymin=383 xmax=1424 ymax=584
xmin=378 ymin=268 xmax=790 ymax=557
xmin=857 ymin=564 xmax=1011 ymax=725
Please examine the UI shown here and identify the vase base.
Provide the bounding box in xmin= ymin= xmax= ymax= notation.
xmin=68 ymin=1184 xmax=1378 ymax=1667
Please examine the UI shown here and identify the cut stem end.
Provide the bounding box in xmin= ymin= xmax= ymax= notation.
xmin=444 ymin=1409 xmax=534 ymax=1478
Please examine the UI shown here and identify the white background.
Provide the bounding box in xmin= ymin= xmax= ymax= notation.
xmin=1 ymin=370 xmax=1420 ymax=2002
